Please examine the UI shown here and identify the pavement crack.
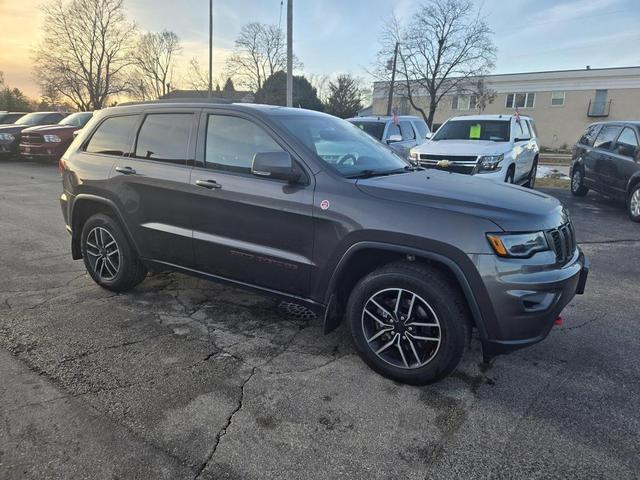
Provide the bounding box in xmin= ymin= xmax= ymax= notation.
xmin=194 ymin=366 xmax=258 ymax=479
xmin=57 ymin=332 xmax=173 ymax=364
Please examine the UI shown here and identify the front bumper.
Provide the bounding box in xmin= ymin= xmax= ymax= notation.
xmin=472 ymin=247 xmax=589 ymax=357
xmin=20 ymin=143 xmax=66 ymax=160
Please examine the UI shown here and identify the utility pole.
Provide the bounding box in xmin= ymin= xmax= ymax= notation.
xmin=286 ymin=0 xmax=293 ymax=107
xmin=386 ymin=42 xmax=399 ymax=116
xmin=208 ymin=0 xmax=213 ymax=98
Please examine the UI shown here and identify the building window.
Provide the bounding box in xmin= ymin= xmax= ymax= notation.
xmin=551 ymin=91 xmax=565 ymax=107
xmin=452 ymin=94 xmax=472 ymax=110
xmin=505 ymin=92 xmax=535 ymax=109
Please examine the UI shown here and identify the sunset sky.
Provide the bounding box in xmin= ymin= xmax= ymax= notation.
xmin=1 ymin=0 xmax=639 ymax=99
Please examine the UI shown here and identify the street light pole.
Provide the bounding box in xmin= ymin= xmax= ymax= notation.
xmin=386 ymin=42 xmax=399 ymax=116
xmin=208 ymin=0 xmax=213 ymax=98
xmin=286 ymin=0 xmax=293 ymax=107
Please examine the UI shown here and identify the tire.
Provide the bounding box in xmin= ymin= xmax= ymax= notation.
xmin=628 ymin=184 xmax=640 ymax=222
xmin=505 ymin=166 xmax=515 ymax=184
xmin=525 ymin=159 xmax=538 ymax=189
xmin=571 ymin=167 xmax=589 ymax=196
xmin=346 ymin=261 xmax=471 ymax=385
xmin=80 ymin=213 xmax=147 ymax=292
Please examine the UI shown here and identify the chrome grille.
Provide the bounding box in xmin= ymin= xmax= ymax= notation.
xmin=546 ymin=222 xmax=576 ymax=263
xmin=21 ymin=133 xmax=44 ymax=145
xmin=417 ymin=154 xmax=478 ymax=175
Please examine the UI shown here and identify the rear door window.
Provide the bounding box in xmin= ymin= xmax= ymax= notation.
xmin=593 ymin=125 xmax=622 ymax=150
xmin=85 ymin=115 xmax=139 ymax=156
xmin=399 ymin=121 xmax=416 ymax=141
xmin=134 ymin=113 xmax=193 ymax=165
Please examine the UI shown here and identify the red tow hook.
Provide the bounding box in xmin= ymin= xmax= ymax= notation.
xmin=554 ymin=316 xmax=563 ymax=327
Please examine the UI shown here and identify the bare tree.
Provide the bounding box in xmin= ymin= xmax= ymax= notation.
xmin=226 ymin=22 xmax=301 ymax=92
xmin=33 ymin=0 xmax=135 ymax=111
xmin=470 ymin=77 xmax=496 ymax=112
xmin=375 ymin=0 xmax=496 ymax=127
xmin=132 ymin=30 xmax=181 ymax=99
xmin=185 ymin=57 xmax=209 ymax=91
xmin=308 ymin=73 xmax=331 ymax=103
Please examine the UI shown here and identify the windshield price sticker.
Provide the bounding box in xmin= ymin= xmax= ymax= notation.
xmin=469 ymin=124 xmax=481 ymax=139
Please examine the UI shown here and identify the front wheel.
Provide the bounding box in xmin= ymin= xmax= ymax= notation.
xmin=628 ymin=184 xmax=640 ymax=222
xmin=525 ymin=159 xmax=538 ymax=189
xmin=81 ymin=213 xmax=147 ymax=292
xmin=505 ymin=166 xmax=515 ymax=184
xmin=571 ymin=167 xmax=589 ymax=196
xmin=346 ymin=262 xmax=470 ymax=385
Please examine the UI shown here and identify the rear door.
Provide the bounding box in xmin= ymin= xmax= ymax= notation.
xmin=188 ymin=110 xmax=315 ymax=296
xmin=591 ymin=124 xmax=622 ymax=192
xmin=609 ymin=126 xmax=640 ymax=196
xmin=512 ymin=117 xmax=534 ymax=181
xmin=108 ymin=109 xmax=197 ymax=267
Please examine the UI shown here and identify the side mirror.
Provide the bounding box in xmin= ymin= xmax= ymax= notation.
xmin=72 ymin=130 xmax=80 ymax=138
xmin=252 ymin=151 xmax=300 ymax=183
xmin=425 ymin=132 xmax=433 ymax=139
xmin=387 ymin=134 xmax=402 ymax=143
xmin=514 ymin=137 xmax=529 ymax=143
xmin=618 ymin=144 xmax=636 ymax=157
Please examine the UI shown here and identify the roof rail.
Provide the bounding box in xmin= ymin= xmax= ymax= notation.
xmin=117 ymin=98 xmax=236 ymax=107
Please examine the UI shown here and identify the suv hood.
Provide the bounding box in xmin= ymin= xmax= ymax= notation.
xmin=0 ymin=124 xmax=27 ymax=135
xmin=22 ymin=124 xmax=75 ymax=135
xmin=356 ymin=170 xmax=568 ymax=231
xmin=417 ymin=140 xmax=512 ymax=156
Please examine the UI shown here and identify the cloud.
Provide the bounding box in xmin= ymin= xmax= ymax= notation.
xmin=533 ymin=0 xmax=621 ymax=23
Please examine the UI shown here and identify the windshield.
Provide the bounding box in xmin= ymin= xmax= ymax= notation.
xmin=59 ymin=112 xmax=92 ymax=127
xmin=15 ymin=112 xmax=50 ymax=126
xmin=276 ymin=114 xmax=410 ymax=177
xmin=433 ymin=120 xmax=511 ymax=142
xmin=349 ymin=120 xmax=386 ymax=141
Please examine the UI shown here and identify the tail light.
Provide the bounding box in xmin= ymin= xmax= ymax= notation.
xmin=58 ymin=158 xmax=66 ymax=175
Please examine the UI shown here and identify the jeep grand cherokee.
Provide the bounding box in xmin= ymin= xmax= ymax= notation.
xmin=59 ymin=101 xmax=589 ymax=385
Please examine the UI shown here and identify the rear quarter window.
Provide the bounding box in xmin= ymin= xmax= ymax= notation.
xmin=593 ymin=125 xmax=621 ymax=150
xmin=579 ymin=124 xmax=602 ymax=146
xmin=85 ymin=115 xmax=139 ymax=156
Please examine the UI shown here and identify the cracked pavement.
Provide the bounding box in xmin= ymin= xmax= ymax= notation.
xmin=1 ymin=160 xmax=639 ymax=479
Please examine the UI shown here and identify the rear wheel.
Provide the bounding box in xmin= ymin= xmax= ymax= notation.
xmin=346 ymin=262 xmax=470 ymax=385
xmin=81 ymin=213 xmax=147 ymax=292
xmin=571 ymin=167 xmax=589 ymax=196
xmin=628 ymin=184 xmax=640 ymax=222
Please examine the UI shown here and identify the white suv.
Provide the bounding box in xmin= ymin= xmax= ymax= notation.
xmin=409 ymin=114 xmax=540 ymax=187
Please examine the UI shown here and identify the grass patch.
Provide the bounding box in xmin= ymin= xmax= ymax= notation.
xmin=536 ymin=177 xmax=570 ymax=188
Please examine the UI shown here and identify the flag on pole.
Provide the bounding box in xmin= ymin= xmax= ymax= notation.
xmin=514 ymin=107 xmax=521 ymax=124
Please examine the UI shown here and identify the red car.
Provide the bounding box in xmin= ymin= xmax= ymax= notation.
xmin=20 ymin=112 xmax=93 ymax=161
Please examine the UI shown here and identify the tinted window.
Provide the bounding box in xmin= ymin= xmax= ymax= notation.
xmin=135 ymin=114 xmax=192 ymax=164
xmin=15 ymin=112 xmax=53 ymax=126
xmin=0 ymin=113 xmax=25 ymax=124
xmin=45 ymin=113 xmax=64 ymax=124
xmin=349 ymin=121 xmax=385 ymax=141
xmin=386 ymin=122 xmax=401 ymax=139
xmin=593 ymin=125 xmax=622 ymax=150
xmin=613 ymin=127 xmax=638 ymax=157
xmin=433 ymin=120 xmax=510 ymax=142
xmin=515 ymin=120 xmax=531 ymax=140
xmin=60 ymin=112 xmax=93 ymax=127
xmin=85 ymin=115 xmax=138 ymax=156
xmin=399 ymin=121 xmax=415 ymax=141
xmin=205 ymin=115 xmax=284 ymax=174
xmin=413 ymin=120 xmax=429 ymax=139
xmin=579 ymin=124 xmax=602 ymax=146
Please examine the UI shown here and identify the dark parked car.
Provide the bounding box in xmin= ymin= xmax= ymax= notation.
xmin=60 ymin=101 xmax=588 ymax=384
xmin=20 ymin=111 xmax=93 ymax=161
xmin=0 ymin=112 xmax=29 ymax=125
xmin=571 ymin=121 xmax=640 ymax=221
xmin=0 ymin=111 xmax=68 ymax=159
xmin=347 ymin=115 xmax=430 ymax=158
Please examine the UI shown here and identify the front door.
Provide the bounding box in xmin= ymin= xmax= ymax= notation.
xmin=189 ymin=111 xmax=314 ymax=296
xmin=591 ymin=124 xmax=622 ymax=192
xmin=109 ymin=110 xmax=197 ymax=267
xmin=512 ymin=118 xmax=533 ymax=181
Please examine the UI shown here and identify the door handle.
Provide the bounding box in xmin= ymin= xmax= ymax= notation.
xmin=115 ymin=166 xmax=137 ymax=175
xmin=195 ymin=179 xmax=222 ymax=189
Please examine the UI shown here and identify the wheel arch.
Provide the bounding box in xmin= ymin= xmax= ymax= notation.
xmin=323 ymin=242 xmax=490 ymax=340
xmin=70 ymin=194 xmax=140 ymax=260
xmin=626 ymin=172 xmax=640 ymax=198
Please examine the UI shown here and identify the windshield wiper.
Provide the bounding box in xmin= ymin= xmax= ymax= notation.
xmin=346 ymin=165 xmax=419 ymax=179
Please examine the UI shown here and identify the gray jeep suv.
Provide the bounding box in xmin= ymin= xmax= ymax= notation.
xmin=59 ymin=101 xmax=589 ymax=385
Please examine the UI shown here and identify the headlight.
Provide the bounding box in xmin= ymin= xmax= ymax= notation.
xmin=477 ymin=154 xmax=504 ymax=173
xmin=408 ymin=149 xmax=420 ymax=164
xmin=43 ymin=135 xmax=62 ymax=143
xmin=487 ymin=231 xmax=549 ymax=258
xmin=0 ymin=133 xmax=15 ymax=141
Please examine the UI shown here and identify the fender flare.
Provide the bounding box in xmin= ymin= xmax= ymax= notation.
xmin=626 ymin=172 xmax=640 ymax=198
xmin=323 ymin=241 xmax=492 ymax=340
xmin=70 ymin=194 xmax=141 ymax=259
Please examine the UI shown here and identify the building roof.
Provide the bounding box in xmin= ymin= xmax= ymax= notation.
xmin=373 ymin=66 xmax=640 ymax=97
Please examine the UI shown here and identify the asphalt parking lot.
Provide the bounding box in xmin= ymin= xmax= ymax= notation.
xmin=1 ymin=159 xmax=639 ymax=479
